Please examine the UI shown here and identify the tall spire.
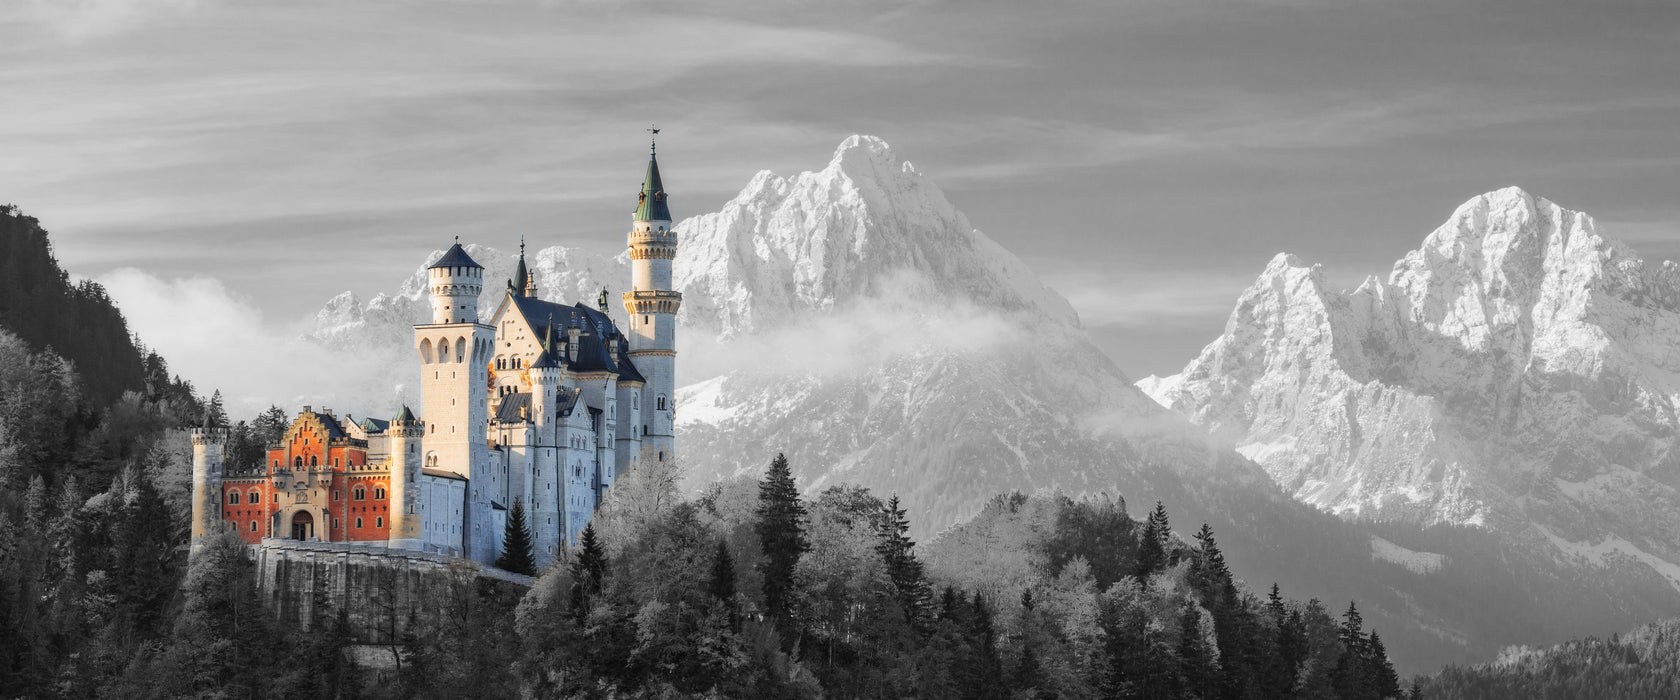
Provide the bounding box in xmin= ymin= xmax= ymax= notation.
xmin=634 ymin=137 xmax=671 ymax=222
xmin=511 ymin=235 xmax=534 ymax=298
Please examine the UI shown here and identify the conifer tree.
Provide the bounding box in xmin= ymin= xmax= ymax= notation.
xmin=875 ymin=494 xmax=933 ymax=630
xmin=708 ymin=538 xmax=739 ymax=631
xmin=1134 ymin=500 xmax=1170 ymax=583
xmin=569 ymin=523 xmax=607 ymax=621
xmin=755 ymin=453 xmax=808 ymax=623
xmin=1369 ymin=631 xmax=1403 ymax=699
xmin=206 ymin=390 xmax=228 ymax=428
xmin=497 ymin=499 xmax=536 ymax=576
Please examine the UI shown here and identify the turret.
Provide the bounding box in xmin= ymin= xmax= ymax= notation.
xmin=386 ymin=406 xmax=424 ymax=549
xmin=622 ymin=140 xmax=681 ymax=462
xmin=428 ymin=240 xmax=484 ymax=324
xmin=530 ymin=318 xmax=561 ymax=430
xmin=190 ymin=419 xmax=228 ymax=549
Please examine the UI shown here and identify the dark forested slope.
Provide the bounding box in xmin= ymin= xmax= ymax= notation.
xmin=0 ymin=204 xmax=148 ymax=404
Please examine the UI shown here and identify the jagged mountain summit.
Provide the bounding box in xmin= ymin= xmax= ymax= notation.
xmin=309 ymin=144 xmax=1675 ymax=672
xmin=1142 ymin=186 xmax=1680 ymax=585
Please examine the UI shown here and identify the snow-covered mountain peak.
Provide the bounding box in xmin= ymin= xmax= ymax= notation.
xmin=673 ymin=135 xmax=1078 ymax=337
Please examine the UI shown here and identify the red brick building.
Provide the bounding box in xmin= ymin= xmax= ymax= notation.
xmin=221 ymin=408 xmax=392 ymax=544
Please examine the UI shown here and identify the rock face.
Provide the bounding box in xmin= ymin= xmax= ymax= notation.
xmin=1142 ymin=187 xmax=1680 ymax=583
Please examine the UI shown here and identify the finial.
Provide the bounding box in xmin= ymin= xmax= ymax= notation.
xmin=454 ymin=234 xmax=460 ymax=245
xmin=647 ymin=124 xmax=660 ymax=153
xmin=598 ymin=287 xmax=609 ymax=311
xmin=520 ymin=234 xmax=526 ymax=257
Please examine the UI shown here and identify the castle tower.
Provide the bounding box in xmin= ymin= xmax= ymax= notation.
xmin=190 ymin=420 xmax=227 ymax=549
xmin=622 ymin=142 xmax=680 ymax=462
xmin=386 ymin=405 xmax=424 ymax=550
xmin=415 ymin=242 xmax=496 ymax=559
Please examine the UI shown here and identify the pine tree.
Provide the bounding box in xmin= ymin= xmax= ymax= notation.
xmin=708 ymin=538 xmax=739 ymax=631
xmin=1369 ymin=631 xmax=1402 ymax=699
xmin=1134 ymin=500 xmax=1170 ymax=583
xmin=1334 ymin=601 xmax=1374 ymax=699
xmin=205 ymin=390 xmax=227 ymax=428
xmin=497 ymin=499 xmax=536 ymax=576
xmin=755 ymin=453 xmax=809 ymax=623
xmin=569 ymin=523 xmax=607 ymax=622
xmin=875 ymin=494 xmax=933 ymax=630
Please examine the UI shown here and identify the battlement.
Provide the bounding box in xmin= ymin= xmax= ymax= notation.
xmin=191 ymin=426 xmax=228 ymax=445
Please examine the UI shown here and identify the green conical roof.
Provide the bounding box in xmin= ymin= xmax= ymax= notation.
xmin=634 ymin=152 xmax=671 ymax=222
xmin=392 ymin=405 xmax=415 ymax=423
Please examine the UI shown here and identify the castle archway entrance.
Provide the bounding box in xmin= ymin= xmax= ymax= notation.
xmin=290 ymin=510 xmax=314 ymax=541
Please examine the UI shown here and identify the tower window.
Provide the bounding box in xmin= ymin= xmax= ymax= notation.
xmin=376 ymin=517 xmax=383 ymax=528
xmin=356 ymin=517 xmax=363 ymax=528
xmin=249 ymin=492 xmax=260 ymax=504
xmin=228 ymin=492 xmax=239 ymax=505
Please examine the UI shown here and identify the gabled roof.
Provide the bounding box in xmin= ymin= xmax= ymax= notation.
xmin=495 ymin=392 xmax=532 ymax=424
xmin=359 ymin=417 xmax=390 ymax=434
xmin=429 ymin=243 xmax=482 ymax=270
xmin=556 ymin=387 xmax=581 ymax=417
xmin=635 ymin=152 xmax=671 ymax=222
xmin=392 ymin=405 xmax=416 ymax=423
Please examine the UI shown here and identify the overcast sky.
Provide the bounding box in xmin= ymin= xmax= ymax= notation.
xmin=4 ymin=0 xmax=1678 ymax=391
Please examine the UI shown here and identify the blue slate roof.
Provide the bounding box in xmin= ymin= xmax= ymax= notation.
xmin=429 ymin=243 xmax=482 ymax=270
xmin=506 ymin=295 xmax=646 ymax=383
xmin=495 ymin=392 xmax=532 ymax=423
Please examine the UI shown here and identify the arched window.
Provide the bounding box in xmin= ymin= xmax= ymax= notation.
xmin=250 ymin=521 xmax=258 ymax=532
xmin=455 ymin=337 xmax=467 ymax=363
xmin=657 ymin=395 xmax=667 ymax=411
xmin=332 ymin=489 xmax=340 ymax=501
xmin=249 ymin=492 xmax=259 ymax=504
xmin=356 ymin=517 xmax=363 ymax=528
xmin=437 ymin=337 xmax=450 ymax=362
xmin=354 ymin=487 xmax=366 ymax=500
xmin=294 ymin=457 xmax=303 ymax=467
xmin=374 ymin=487 xmax=386 ymax=500
xmin=310 ymin=455 xmax=318 ymax=466
xmin=375 ymin=517 xmax=383 ymax=528
xmin=227 ymin=491 xmax=240 ymax=505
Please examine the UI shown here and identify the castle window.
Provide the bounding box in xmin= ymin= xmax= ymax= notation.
xmin=249 ymin=492 xmax=259 ymax=504
xmin=332 ymin=490 xmax=339 ymax=501
xmin=354 ymin=487 xmax=366 ymax=500
xmin=376 ymin=517 xmax=383 ymax=528
xmin=311 ymin=456 xmax=318 ymax=466
xmin=274 ymin=494 xmax=279 ymax=503
xmin=294 ymin=457 xmax=303 ymax=467
xmin=657 ymin=395 xmax=667 ymax=411
xmin=272 ymin=460 xmax=278 ymax=468
xmin=250 ymin=521 xmax=258 ymax=532
xmin=227 ymin=491 xmax=239 ymax=505
xmin=375 ymin=487 xmax=386 ymax=499
xmin=356 ymin=517 xmax=363 ymax=528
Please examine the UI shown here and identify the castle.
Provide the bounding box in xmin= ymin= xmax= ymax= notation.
xmin=189 ymin=146 xmax=681 ymax=570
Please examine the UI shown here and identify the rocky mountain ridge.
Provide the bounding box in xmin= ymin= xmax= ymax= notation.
xmin=1142 ymin=186 xmax=1680 ymax=586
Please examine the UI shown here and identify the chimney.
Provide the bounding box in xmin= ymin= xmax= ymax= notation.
xmin=303 ymin=405 xmax=313 ymax=415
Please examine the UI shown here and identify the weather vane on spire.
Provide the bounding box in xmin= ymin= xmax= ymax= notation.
xmin=647 ymin=124 xmax=660 ymax=153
